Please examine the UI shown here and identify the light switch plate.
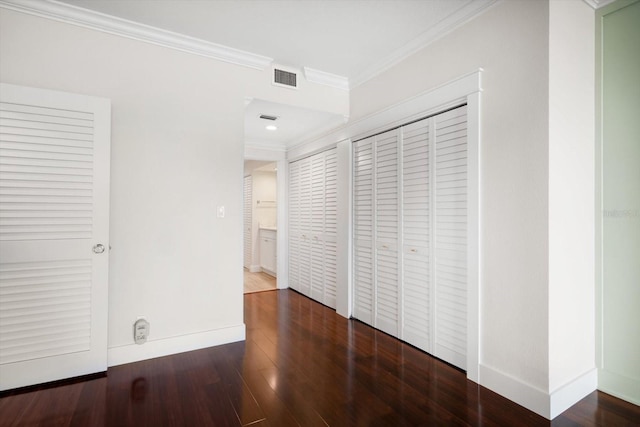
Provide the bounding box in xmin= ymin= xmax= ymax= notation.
xmin=217 ymin=206 xmax=225 ymax=218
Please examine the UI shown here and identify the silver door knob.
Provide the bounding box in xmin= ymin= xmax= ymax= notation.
xmin=93 ymin=244 xmax=105 ymax=254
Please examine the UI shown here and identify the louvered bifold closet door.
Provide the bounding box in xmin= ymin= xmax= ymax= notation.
xmin=310 ymin=154 xmax=325 ymax=303
xmin=298 ymin=158 xmax=312 ymax=296
xmin=323 ymin=149 xmax=338 ymax=309
xmin=401 ymin=119 xmax=432 ymax=352
xmin=243 ymin=176 xmax=252 ymax=269
xmin=353 ymin=137 xmax=374 ymax=324
xmin=433 ymin=105 xmax=468 ymax=370
xmin=288 ymin=161 xmax=300 ymax=291
xmin=374 ymin=129 xmax=400 ymax=336
xmin=0 ymin=83 xmax=110 ymax=391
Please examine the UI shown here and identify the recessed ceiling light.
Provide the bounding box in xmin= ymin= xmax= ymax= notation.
xmin=265 ymin=125 xmax=278 ymax=131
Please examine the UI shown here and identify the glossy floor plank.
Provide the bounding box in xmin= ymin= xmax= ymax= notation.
xmin=1 ymin=289 xmax=639 ymax=426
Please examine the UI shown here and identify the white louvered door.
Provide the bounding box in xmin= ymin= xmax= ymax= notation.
xmin=298 ymin=158 xmax=312 ymax=297
xmin=288 ymin=161 xmax=300 ymax=291
xmin=243 ymin=176 xmax=252 ymax=269
xmin=310 ymin=154 xmax=325 ymax=303
xmin=351 ymin=105 xmax=468 ymax=371
xmin=323 ymin=149 xmax=338 ymax=309
xmin=401 ymin=119 xmax=432 ymax=352
xmin=433 ymin=106 xmax=468 ymax=369
xmin=288 ymin=148 xmax=338 ymax=308
xmin=0 ymin=83 xmax=111 ymax=391
xmin=353 ymin=137 xmax=374 ymax=324
xmin=374 ymin=129 xmax=400 ymax=336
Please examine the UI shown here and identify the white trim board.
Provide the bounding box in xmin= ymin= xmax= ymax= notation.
xmin=304 ymin=67 xmax=350 ymax=91
xmin=479 ymin=364 xmax=598 ymax=420
xmin=598 ymin=369 xmax=640 ymax=406
xmin=108 ymin=324 xmax=246 ymax=367
xmin=0 ymin=0 xmax=273 ymax=70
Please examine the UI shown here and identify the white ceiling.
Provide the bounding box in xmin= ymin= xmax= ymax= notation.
xmin=57 ymin=0 xmax=483 ymax=82
xmin=52 ymin=0 xmax=494 ymax=150
xmin=244 ymin=98 xmax=346 ymax=149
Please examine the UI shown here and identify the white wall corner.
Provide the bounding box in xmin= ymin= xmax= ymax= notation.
xmin=0 ymin=0 xmax=273 ymax=70
xmin=479 ymin=364 xmax=551 ymax=418
xmin=107 ymin=324 xmax=246 ymax=367
xmin=303 ymin=67 xmax=350 ymax=91
xmin=549 ymin=368 xmax=597 ymax=419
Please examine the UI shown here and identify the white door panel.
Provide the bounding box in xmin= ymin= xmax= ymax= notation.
xmin=0 ymin=83 xmax=110 ymax=391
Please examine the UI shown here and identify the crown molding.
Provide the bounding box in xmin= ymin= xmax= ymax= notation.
xmin=582 ymin=0 xmax=618 ymax=9
xmin=303 ymin=67 xmax=349 ymax=91
xmin=0 ymin=0 xmax=273 ymax=70
xmin=350 ymin=0 xmax=498 ymax=89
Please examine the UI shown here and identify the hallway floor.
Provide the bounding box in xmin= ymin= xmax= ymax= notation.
xmin=244 ymin=269 xmax=276 ymax=293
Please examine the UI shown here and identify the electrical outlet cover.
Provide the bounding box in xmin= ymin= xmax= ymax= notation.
xmin=134 ymin=318 xmax=150 ymax=344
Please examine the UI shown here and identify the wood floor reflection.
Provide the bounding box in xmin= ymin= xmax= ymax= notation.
xmin=1 ymin=289 xmax=638 ymax=426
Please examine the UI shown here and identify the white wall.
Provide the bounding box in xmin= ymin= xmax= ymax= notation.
xmin=548 ymin=0 xmax=596 ymax=402
xmin=0 ymin=7 xmax=343 ymax=365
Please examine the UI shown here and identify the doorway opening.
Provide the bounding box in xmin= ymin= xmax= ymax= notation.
xmin=243 ymin=161 xmax=278 ymax=294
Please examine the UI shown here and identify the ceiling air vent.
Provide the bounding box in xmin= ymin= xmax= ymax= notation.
xmin=273 ymin=67 xmax=298 ymax=89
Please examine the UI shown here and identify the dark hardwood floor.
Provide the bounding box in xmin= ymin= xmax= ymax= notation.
xmin=1 ymin=289 xmax=639 ymax=426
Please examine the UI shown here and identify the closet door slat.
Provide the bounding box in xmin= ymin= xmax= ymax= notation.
xmin=434 ymin=105 xmax=468 ymax=370
xmin=353 ymin=137 xmax=374 ymax=324
xmin=323 ymin=149 xmax=338 ymax=308
xmin=288 ymin=162 xmax=300 ymax=291
xmin=401 ymin=118 xmax=431 ymax=352
xmin=374 ymin=129 xmax=400 ymax=336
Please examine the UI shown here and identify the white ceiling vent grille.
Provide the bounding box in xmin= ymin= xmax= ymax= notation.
xmin=273 ymin=67 xmax=298 ymax=89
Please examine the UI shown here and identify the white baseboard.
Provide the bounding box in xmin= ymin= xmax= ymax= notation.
xmin=261 ymin=268 xmax=276 ymax=277
xmin=107 ymin=324 xmax=245 ymax=367
xmin=479 ymin=364 xmax=597 ymax=420
xmin=598 ymin=368 xmax=640 ymax=406
xmin=249 ymin=265 xmax=261 ymax=273
xmin=549 ymin=368 xmax=597 ymax=418
xmin=479 ymin=364 xmax=550 ymax=418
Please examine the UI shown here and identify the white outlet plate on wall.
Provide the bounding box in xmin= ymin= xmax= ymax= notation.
xmin=134 ymin=318 xmax=150 ymax=344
